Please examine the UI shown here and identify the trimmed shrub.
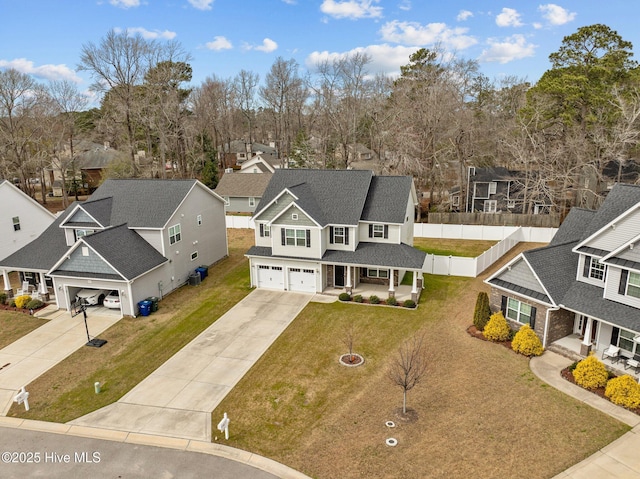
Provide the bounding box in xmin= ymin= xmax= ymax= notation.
xmin=339 ymin=292 xmax=351 ymax=302
xmin=353 ymin=294 xmax=363 ymax=303
xmin=605 ymin=375 xmax=640 ymax=409
xmin=573 ymin=354 xmax=609 ymax=390
xmin=473 ymin=291 xmax=492 ymax=331
xmin=403 ymin=299 xmax=416 ymax=309
xmin=483 ymin=311 xmax=511 ymax=342
xmin=511 ymin=324 xmax=544 ymax=356
xmin=14 ymin=295 xmax=32 ymax=309
xmin=26 ymin=299 xmax=44 ymax=310
xmin=369 ymin=295 xmax=380 ymax=304
xmin=386 ymin=297 xmax=398 ymax=306
xmin=0 ymin=292 xmax=6 ymax=305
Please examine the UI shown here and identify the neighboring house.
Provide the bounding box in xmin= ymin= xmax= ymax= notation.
xmin=239 ymin=155 xmax=276 ymax=174
xmin=246 ymin=169 xmax=426 ymax=301
xmin=486 ymin=183 xmax=640 ymax=361
xmin=0 ymin=179 xmax=228 ymax=316
xmin=577 ymin=159 xmax=640 ymax=210
xmin=0 ymin=179 xmax=56 ymax=267
xmin=219 ymin=140 xmax=280 ymax=169
xmin=214 ymin=172 xmax=273 ymax=213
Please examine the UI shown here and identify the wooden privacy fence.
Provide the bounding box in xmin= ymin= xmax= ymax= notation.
xmin=427 ymin=212 xmax=561 ymax=228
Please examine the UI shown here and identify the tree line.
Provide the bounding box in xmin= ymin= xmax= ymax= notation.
xmin=1 ymin=24 xmax=639 ymax=214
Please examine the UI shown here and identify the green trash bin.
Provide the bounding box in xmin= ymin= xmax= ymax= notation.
xmin=146 ymin=296 xmax=159 ymax=312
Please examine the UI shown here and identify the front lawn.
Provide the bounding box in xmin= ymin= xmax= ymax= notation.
xmin=8 ymin=229 xmax=254 ymax=423
xmin=413 ymin=237 xmax=497 ymax=257
xmin=0 ymin=311 xmax=47 ymax=349
xmin=212 ymin=268 xmax=627 ymax=479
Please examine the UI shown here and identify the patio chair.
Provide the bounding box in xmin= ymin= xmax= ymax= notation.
xmin=602 ymin=345 xmax=621 ymax=363
xmin=625 ymin=354 xmax=640 ymax=373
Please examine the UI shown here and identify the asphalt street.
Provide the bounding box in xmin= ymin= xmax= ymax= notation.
xmin=0 ymin=426 xmax=279 ymax=479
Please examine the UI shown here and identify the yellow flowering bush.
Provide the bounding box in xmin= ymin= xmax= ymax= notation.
xmin=605 ymin=375 xmax=640 ymax=409
xmin=483 ymin=311 xmax=511 ymax=342
xmin=511 ymin=324 xmax=544 ymax=356
xmin=14 ymin=295 xmax=32 ymax=309
xmin=573 ymin=354 xmax=609 ymax=389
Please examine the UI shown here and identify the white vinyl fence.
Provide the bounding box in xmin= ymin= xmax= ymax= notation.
xmin=226 ymin=216 xmax=557 ymax=278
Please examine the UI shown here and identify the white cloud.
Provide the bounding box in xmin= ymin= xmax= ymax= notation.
xmin=538 ymin=4 xmax=576 ymax=25
xmin=205 ymin=36 xmax=232 ymax=51
xmin=479 ymin=34 xmax=536 ymax=64
xmin=188 ymin=0 xmax=213 ymax=10
xmin=246 ymin=38 xmax=278 ymax=53
xmin=307 ymin=44 xmax=420 ymax=78
xmin=109 ymin=0 xmax=141 ymax=8
xmin=0 ymin=58 xmax=82 ymax=83
xmin=124 ymin=27 xmax=176 ymax=40
xmin=281 ymin=0 xmax=296 ymax=4
xmin=398 ymin=0 xmax=411 ymax=11
xmin=380 ymin=20 xmax=477 ymax=50
xmin=457 ymin=10 xmax=473 ymax=21
xmin=496 ymin=8 xmax=523 ymax=27
xmin=320 ymin=0 xmax=383 ymax=20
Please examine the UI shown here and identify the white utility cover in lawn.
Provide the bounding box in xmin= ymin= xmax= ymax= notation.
xmin=69 ymin=289 xmax=313 ymax=441
xmin=257 ymin=265 xmax=284 ymax=290
xmin=288 ymin=268 xmax=316 ymax=293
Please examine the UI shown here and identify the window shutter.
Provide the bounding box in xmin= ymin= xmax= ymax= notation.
xmin=530 ymin=307 xmax=537 ymax=329
xmin=345 ymin=228 xmax=349 ymax=245
xmin=259 ymin=223 xmax=264 ymax=237
xmin=306 ymin=229 xmax=311 ymax=248
xmin=369 ymin=224 xmax=373 ymax=238
xmin=330 ymin=226 xmax=334 ymax=244
xmin=500 ymin=296 xmax=507 ymax=315
xmin=384 ymin=225 xmax=389 ymax=239
xmin=611 ymin=327 xmax=620 ymax=345
xmin=281 ymin=228 xmax=285 ymax=246
xmin=619 ymin=270 xmax=629 ymax=295
xmin=583 ymin=256 xmax=591 ymax=278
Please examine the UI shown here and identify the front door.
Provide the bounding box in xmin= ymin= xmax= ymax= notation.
xmin=334 ymin=265 xmax=345 ymax=287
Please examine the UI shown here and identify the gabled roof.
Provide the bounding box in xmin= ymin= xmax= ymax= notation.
xmin=61 ymin=197 xmax=113 ymax=228
xmin=53 ymin=224 xmax=167 ymax=281
xmin=214 ymin=173 xmax=272 ymax=198
xmin=470 ymin=166 xmax=512 ymax=182
xmin=548 ymin=208 xmax=595 ymax=246
xmin=254 ymin=169 xmax=374 ymax=226
xmin=87 ymin=179 xmax=207 ymax=229
xmin=361 ymin=176 xmax=413 ymax=224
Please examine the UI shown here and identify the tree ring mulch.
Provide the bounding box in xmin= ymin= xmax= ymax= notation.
xmin=393 ymin=407 xmax=418 ymax=423
xmin=339 ymin=353 xmax=364 ymax=367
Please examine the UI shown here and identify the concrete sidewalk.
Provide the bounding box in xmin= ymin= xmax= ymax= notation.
xmin=70 ymin=289 xmax=313 ymax=441
xmin=530 ymin=351 xmax=640 ymax=478
xmin=0 ymin=308 xmax=123 ymax=416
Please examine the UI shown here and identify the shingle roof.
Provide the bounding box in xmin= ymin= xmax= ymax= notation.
xmin=549 ymin=208 xmax=594 ymax=246
xmin=255 ymin=169 xmax=374 ymax=226
xmin=247 ymin=242 xmax=426 ymax=270
xmin=522 ymin=241 xmax=579 ymax=304
xmin=76 ymin=197 xmax=113 ymax=227
xmin=361 ymin=176 xmax=413 ymax=224
xmin=214 ymin=173 xmax=272 ymax=198
xmin=471 ymin=167 xmax=512 ymax=182
xmin=579 ymin=183 xmax=640 ymax=242
xmin=0 ymin=205 xmax=73 ymax=271
xmin=88 ymin=178 xmax=198 ymax=228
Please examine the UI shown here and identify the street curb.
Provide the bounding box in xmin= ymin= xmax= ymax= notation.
xmin=0 ymin=417 xmax=312 ymax=479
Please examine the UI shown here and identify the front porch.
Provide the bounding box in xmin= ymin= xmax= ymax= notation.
xmin=321 ymin=282 xmax=417 ymax=303
xmin=2 ymin=269 xmax=54 ymax=303
xmin=550 ymin=334 xmax=639 ymax=378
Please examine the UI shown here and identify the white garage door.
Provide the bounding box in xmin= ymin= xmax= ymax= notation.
xmin=288 ymin=268 xmax=316 ymax=293
xmin=257 ymin=265 xmax=284 ymax=289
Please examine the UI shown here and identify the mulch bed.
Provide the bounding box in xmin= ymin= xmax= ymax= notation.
xmin=467 ymin=324 xmax=513 ymax=351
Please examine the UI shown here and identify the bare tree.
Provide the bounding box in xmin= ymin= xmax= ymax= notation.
xmin=388 ymin=334 xmax=427 ymax=415
xmin=234 ymin=69 xmax=260 ymax=144
xmin=342 ymin=322 xmax=358 ymax=363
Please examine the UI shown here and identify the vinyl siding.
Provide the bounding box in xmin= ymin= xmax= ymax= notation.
xmin=604 ymin=266 xmax=640 ymax=309
xmin=588 ymin=212 xmax=640 ymax=253
xmin=59 ymin=245 xmax=120 ymax=276
xmin=272 ymin=205 xmax=316 ymax=227
xmin=498 ymin=258 xmax=547 ymax=295
xmin=257 ymin=193 xmax=295 ymax=222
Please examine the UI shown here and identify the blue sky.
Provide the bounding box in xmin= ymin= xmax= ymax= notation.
xmin=1 ymin=1 xmax=638 ymax=97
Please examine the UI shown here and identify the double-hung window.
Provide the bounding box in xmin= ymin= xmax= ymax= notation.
xmin=169 ymin=224 xmax=181 ymax=245
xmin=373 ymin=225 xmax=384 ymax=238
xmin=628 ymin=272 xmax=640 ymax=298
xmin=505 ymin=297 xmax=533 ymax=325
xmin=583 ymin=256 xmax=606 ymax=281
xmin=285 ymin=228 xmax=307 ymax=247
xmin=367 ymin=268 xmax=389 ymax=279
xmin=12 ymin=216 xmax=20 ymax=231
xmin=333 ymin=227 xmax=345 ymax=244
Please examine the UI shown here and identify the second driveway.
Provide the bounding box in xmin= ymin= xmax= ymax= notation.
xmin=70 ymin=289 xmax=313 ymax=441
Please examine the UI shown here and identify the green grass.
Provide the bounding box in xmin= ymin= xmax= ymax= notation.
xmin=0 ymin=310 xmax=47 ymax=349
xmin=413 ymin=237 xmax=497 ymax=257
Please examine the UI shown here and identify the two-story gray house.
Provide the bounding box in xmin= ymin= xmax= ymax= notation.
xmin=486 ymin=183 xmax=640 ymax=360
xmin=246 ymin=169 xmax=426 ymax=301
xmin=0 ymin=179 xmax=228 ymax=316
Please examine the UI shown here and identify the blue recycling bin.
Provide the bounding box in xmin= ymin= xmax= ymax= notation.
xmin=138 ymin=300 xmax=152 ymax=317
xmin=195 ymin=266 xmax=208 ymax=281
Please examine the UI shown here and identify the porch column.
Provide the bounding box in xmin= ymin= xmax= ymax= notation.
xmin=2 ymin=269 xmax=12 ymax=296
xmin=411 ymin=270 xmax=418 ymax=294
xmin=581 ymin=317 xmax=593 ymax=356
xmin=38 ymin=273 xmax=48 ymax=294
xmin=388 ymin=268 xmax=395 ymax=298
xmin=346 ymin=265 xmax=352 ymax=294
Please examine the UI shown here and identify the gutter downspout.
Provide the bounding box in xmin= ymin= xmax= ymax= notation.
xmin=543 ymin=305 xmax=560 ymax=349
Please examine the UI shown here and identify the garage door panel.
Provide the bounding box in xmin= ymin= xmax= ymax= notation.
xmin=257 ymin=265 xmax=284 ymax=289
xmin=288 ymin=268 xmax=316 ymax=293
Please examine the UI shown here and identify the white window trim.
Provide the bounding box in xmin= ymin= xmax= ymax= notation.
xmin=169 ymin=223 xmax=182 ymax=245
xmin=367 ymin=268 xmax=389 ymax=279
xmin=484 ymin=200 xmax=497 ymax=213
xmin=12 ymin=216 xmax=20 ymax=231
xmin=285 ymin=228 xmax=307 ymax=246
xmin=627 ymin=271 xmax=640 ymax=298
xmin=249 ymin=197 xmax=255 ymax=207
xmin=191 ymin=251 xmax=198 ymax=261
xmin=372 ymin=224 xmax=384 ymax=238
xmin=488 ymin=182 xmax=497 ymax=195
xmin=333 ymin=226 xmax=345 ymax=244
xmin=506 ymin=297 xmax=532 ymax=325
xmin=197 ymin=214 xmax=202 ymax=226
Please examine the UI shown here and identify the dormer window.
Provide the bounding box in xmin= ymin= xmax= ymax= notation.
xmin=583 ymin=256 xmax=606 ymax=281
xmin=75 ymin=229 xmax=94 ymax=241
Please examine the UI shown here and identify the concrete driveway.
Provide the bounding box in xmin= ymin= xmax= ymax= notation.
xmin=0 ymin=308 xmax=123 ymax=415
xmin=70 ymin=289 xmax=313 ymax=441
